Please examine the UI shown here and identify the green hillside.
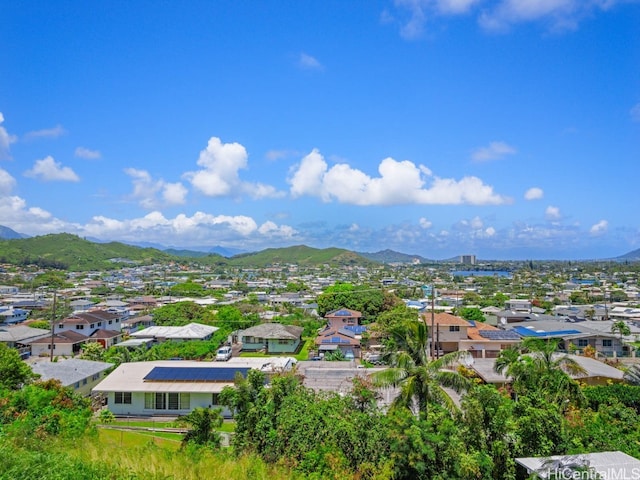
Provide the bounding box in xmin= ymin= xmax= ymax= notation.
xmin=0 ymin=235 xmax=375 ymax=271
xmin=228 ymin=245 xmax=375 ymax=267
xmin=0 ymin=233 xmax=180 ymax=271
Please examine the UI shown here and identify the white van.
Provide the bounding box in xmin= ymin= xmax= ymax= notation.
xmin=216 ymin=346 xmax=232 ymax=361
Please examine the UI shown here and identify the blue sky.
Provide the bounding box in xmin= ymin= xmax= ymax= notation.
xmin=1 ymin=1 xmax=639 ymax=260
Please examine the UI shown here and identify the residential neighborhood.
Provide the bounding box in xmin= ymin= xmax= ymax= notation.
xmin=2 ymin=255 xmax=640 ymax=480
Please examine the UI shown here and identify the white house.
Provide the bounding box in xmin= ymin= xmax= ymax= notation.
xmin=130 ymin=323 xmax=218 ymax=342
xmin=92 ymin=357 xmax=295 ymax=417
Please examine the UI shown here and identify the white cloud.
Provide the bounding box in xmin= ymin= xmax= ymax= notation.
xmin=631 ymin=102 xmax=640 ymax=122
xmin=75 ymin=147 xmax=101 ymax=159
xmin=298 ymin=53 xmax=323 ymax=70
xmin=545 ymin=205 xmax=561 ymax=220
xmin=0 ymin=168 xmax=17 ymax=194
xmin=125 ymin=168 xmax=186 ymax=208
xmin=265 ymin=149 xmax=299 ymax=161
xmin=24 ymin=156 xmax=80 ymax=182
xmin=79 ymin=211 xmax=298 ymax=246
xmin=185 ymin=136 xmax=283 ymax=199
xmin=478 ymin=0 xmax=631 ymax=32
xmin=0 ymin=113 xmax=17 ymax=160
xmin=419 ymin=217 xmax=433 ymax=229
xmin=390 ymin=0 xmax=631 ymax=37
xmin=289 ymin=149 xmax=509 ymax=205
xmin=162 ymin=182 xmax=188 ymax=205
xmin=524 ymin=187 xmax=544 ymax=200
xmin=23 ymin=124 xmax=66 ymax=140
xmin=590 ymin=219 xmax=608 ymax=235
xmin=485 ymin=226 xmax=496 ymax=236
xmin=471 ymin=141 xmax=517 ymax=162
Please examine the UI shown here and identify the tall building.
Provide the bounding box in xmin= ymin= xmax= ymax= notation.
xmin=459 ymin=254 xmax=476 ymax=265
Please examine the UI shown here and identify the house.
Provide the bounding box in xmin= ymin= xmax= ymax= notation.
xmin=315 ymin=326 xmax=361 ymax=358
xmin=121 ymin=314 xmax=154 ymax=334
xmin=92 ymin=358 xmax=295 ymax=417
xmin=130 ymin=322 xmax=219 ymax=342
xmin=468 ymin=354 xmax=624 ymax=387
xmin=238 ymin=323 xmax=303 ymax=353
xmin=54 ymin=310 xmax=124 ymax=337
xmin=0 ymin=306 xmax=30 ymax=324
xmin=0 ymin=324 xmax=50 ymax=358
xmin=29 ymin=357 xmax=113 ymax=396
xmin=504 ymin=319 xmax=632 ymax=357
xmin=324 ymin=308 xmax=363 ymax=329
xmin=422 ymin=312 xmax=471 ymax=355
xmin=27 ymin=330 xmax=90 ymax=357
xmin=458 ymin=320 xmax=521 ymax=358
xmin=515 ymin=451 xmax=640 ymax=480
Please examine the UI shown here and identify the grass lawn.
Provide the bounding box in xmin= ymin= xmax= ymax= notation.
xmin=239 ymin=338 xmax=312 ymax=361
xmin=98 ymin=427 xmax=181 ymax=449
xmin=109 ymin=418 xmax=235 ymax=433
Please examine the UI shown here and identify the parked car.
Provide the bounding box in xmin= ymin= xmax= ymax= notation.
xmin=216 ymin=346 xmax=232 ymax=361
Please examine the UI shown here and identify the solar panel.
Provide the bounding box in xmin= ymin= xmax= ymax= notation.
xmin=143 ymin=366 xmax=250 ymax=382
xmin=479 ymin=330 xmax=521 ymax=340
xmin=512 ymin=326 xmax=582 ymax=338
xmin=333 ymin=309 xmax=352 ymax=316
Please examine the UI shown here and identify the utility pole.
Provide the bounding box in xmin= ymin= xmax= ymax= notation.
xmin=49 ymin=290 xmax=57 ymax=361
xmin=431 ymin=285 xmax=435 ymax=361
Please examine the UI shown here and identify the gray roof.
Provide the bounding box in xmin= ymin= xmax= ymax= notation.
xmin=30 ymin=358 xmax=113 ymax=387
xmin=240 ymin=323 xmax=303 ymax=340
xmin=130 ymin=322 xmax=218 ymax=339
xmin=469 ymin=354 xmax=623 ymax=384
xmin=0 ymin=324 xmax=50 ymax=343
xmin=516 ymin=451 xmax=640 ymax=479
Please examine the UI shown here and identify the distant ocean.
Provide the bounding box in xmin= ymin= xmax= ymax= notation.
xmin=451 ymin=270 xmax=512 ymax=278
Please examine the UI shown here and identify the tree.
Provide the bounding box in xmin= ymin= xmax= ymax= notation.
xmin=494 ymin=338 xmax=586 ymax=406
xmin=0 ymin=343 xmax=37 ymax=390
xmin=178 ymin=407 xmax=223 ymax=448
xmin=79 ymin=342 xmax=105 ymax=362
xmin=372 ymin=320 xmax=472 ymax=417
xmin=611 ymin=320 xmax=631 ymax=339
xmin=458 ymin=307 xmax=486 ymax=323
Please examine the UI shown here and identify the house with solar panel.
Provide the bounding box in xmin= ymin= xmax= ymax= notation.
xmin=314 ymin=308 xmax=366 ymax=359
xmin=504 ymin=319 xmax=629 ymax=357
xmin=92 ymin=357 xmax=295 ymax=416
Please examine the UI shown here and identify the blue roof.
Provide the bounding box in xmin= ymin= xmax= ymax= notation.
xmin=332 ymin=309 xmax=354 ymax=316
xmin=143 ymin=366 xmax=250 ymax=382
xmin=512 ymin=326 xmax=582 ymax=338
xmin=321 ymin=337 xmax=351 ymax=344
xmin=344 ymin=325 xmax=367 ymax=334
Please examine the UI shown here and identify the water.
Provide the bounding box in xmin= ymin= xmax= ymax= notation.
xmin=451 ymin=270 xmax=512 ymax=278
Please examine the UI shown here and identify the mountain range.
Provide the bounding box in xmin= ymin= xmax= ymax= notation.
xmin=0 ymin=225 xmax=638 ymax=267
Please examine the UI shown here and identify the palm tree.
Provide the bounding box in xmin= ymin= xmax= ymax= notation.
xmin=495 ymin=337 xmax=586 ymax=405
xmin=373 ymin=320 xmax=472 ymax=417
xmin=611 ymin=320 xmax=631 ymax=340
xmin=178 ymin=407 xmax=223 ymax=447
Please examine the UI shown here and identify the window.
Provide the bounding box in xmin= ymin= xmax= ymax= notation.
xmin=114 ymin=392 xmax=132 ymax=404
xmin=83 ymin=378 xmax=88 ymax=385
xmin=108 ymin=320 xmax=113 ymax=325
xmin=602 ymin=339 xmax=613 ymax=347
xmin=578 ymin=339 xmax=589 ymax=347
xmin=97 ymin=322 xmax=102 ymax=327
xmin=212 ymin=393 xmax=220 ymax=405
xmin=76 ymin=325 xmax=84 ymax=330
xmin=449 ymin=326 xmax=460 ymax=332
xmin=278 ymin=339 xmax=290 ymax=344
xmin=90 ymin=324 xmax=95 ymax=329
xmin=92 ymin=373 xmax=100 ymax=381
xmin=145 ymin=393 xmax=190 ymax=410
